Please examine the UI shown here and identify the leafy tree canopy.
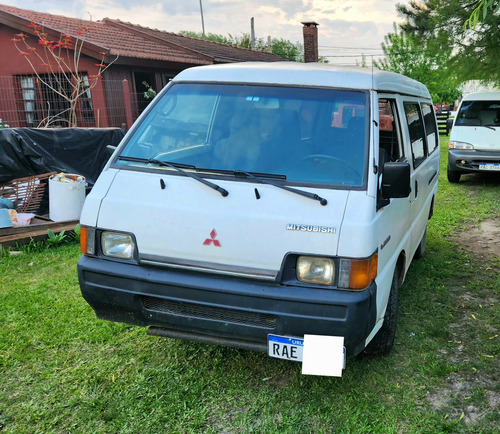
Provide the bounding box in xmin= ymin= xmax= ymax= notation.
xmin=396 ymin=0 xmax=500 ymax=87
xmin=468 ymin=0 xmax=500 ymax=27
xmin=374 ymin=24 xmax=461 ymax=104
xmin=180 ymin=31 xmax=305 ymax=62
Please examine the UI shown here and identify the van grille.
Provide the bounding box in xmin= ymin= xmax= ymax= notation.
xmin=142 ymin=296 xmax=276 ymax=329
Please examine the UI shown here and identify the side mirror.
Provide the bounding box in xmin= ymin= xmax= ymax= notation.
xmin=382 ymin=162 xmax=411 ymax=199
xmin=446 ymin=118 xmax=454 ymax=130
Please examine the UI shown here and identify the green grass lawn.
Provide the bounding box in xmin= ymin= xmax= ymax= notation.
xmin=1 ymin=137 xmax=499 ymax=432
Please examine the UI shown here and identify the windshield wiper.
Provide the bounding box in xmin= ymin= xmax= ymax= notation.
xmin=116 ymin=156 xmax=228 ymax=197
xmin=233 ymin=170 xmax=327 ymax=206
xmin=195 ymin=167 xmax=286 ymax=179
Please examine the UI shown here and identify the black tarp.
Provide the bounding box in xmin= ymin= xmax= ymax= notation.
xmin=0 ymin=128 xmax=126 ymax=185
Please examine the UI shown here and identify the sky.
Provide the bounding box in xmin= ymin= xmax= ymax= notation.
xmin=2 ymin=0 xmax=404 ymax=65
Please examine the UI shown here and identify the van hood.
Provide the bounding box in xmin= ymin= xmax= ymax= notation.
xmin=97 ymin=169 xmax=348 ymax=279
xmin=451 ymin=125 xmax=500 ymax=151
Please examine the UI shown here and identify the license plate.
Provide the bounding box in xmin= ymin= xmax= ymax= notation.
xmin=479 ymin=163 xmax=500 ymax=171
xmin=268 ymin=334 xmax=304 ymax=362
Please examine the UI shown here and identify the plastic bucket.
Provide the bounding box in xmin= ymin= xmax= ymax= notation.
xmin=49 ymin=174 xmax=86 ymax=221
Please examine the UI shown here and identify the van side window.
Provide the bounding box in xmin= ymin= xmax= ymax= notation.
xmin=404 ymin=102 xmax=427 ymax=168
xmin=421 ymin=103 xmax=438 ymax=155
xmin=378 ymin=99 xmax=403 ymax=162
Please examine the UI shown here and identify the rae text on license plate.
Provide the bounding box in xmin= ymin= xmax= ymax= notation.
xmin=268 ymin=334 xmax=303 ymax=361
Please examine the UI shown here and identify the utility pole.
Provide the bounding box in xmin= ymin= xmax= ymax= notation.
xmin=199 ymin=0 xmax=206 ymax=37
xmin=251 ymin=17 xmax=255 ymax=49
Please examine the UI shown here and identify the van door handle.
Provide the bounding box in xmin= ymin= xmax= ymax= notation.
xmin=414 ymin=180 xmax=418 ymax=198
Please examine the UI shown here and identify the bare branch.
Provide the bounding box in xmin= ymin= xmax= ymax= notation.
xmin=12 ymin=22 xmax=118 ymax=127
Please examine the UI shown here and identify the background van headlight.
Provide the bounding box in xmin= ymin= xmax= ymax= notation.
xmin=449 ymin=141 xmax=473 ymax=150
xmin=296 ymin=256 xmax=335 ymax=285
xmin=101 ymin=232 xmax=135 ymax=259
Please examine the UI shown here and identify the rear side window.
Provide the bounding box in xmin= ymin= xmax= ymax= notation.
xmin=404 ymin=102 xmax=427 ymax=168
xmin=421 ymin=103 xmax=438 ymax=155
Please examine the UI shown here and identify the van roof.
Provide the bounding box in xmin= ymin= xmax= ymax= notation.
xmin=462 ymin=91 xmax=500 ymax=101
xmin=173 ymin=62 xmax=431 ymax=98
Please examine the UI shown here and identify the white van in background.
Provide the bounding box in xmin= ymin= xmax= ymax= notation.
xmin=448 ymin=91 xmax=500 ymax=182
xmin=77 ymin=63 xmax=439 ymax=372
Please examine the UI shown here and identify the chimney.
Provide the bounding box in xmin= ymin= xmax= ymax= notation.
xmin=302 ymin=21 xmax=319 ymax=63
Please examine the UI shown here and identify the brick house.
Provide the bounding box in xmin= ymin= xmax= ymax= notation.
xmin=0 ymin=4 xmax=284 ymax=128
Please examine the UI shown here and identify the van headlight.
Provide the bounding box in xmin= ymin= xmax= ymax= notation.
xmin=296 ymin=256 xmax=335 ymax=285
xmin=449 ymin=141 xmax=473 ymax=150
xmin=101 ymin=232 xmax=135 ymax=259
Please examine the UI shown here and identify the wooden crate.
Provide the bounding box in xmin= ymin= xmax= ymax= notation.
xmin=0 ymin=172 xmax=56 ymax=213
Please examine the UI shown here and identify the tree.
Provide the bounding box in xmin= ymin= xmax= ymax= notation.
xmin=267 ymin=38 xmax=304 ymax=62
xmin=468 ymin=0 xmax=500 ymax=28
xmin=12 ymin=23 xmax=117 ymax=127
xmin=179 ymin=31 xmax=233 ymax=45
xmin=397 ymin=0 xmax=500 ymax=86
xmin=374 ymin=24 xmax=461 ymax=104
xmin=180 ymin=31 xmax=305 ymax=62
xmin=356 ymin=54 xmax=368 ymax=68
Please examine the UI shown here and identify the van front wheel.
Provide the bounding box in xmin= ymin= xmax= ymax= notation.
xmin=447 ymin=166 xmax=461 ymax=183
xmin=364 ymin=268 xmax=399 ymax=356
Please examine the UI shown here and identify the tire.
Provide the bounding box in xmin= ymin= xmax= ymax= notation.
xmin=414 ymin=227 xmax=427 ymax=260
xmin=364 ymin=268 xmax=399 ymax=356
xmin=447 ymin=166 xmax=461 ymax=183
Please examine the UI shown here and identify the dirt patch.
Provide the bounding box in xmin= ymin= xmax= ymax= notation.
xmin=426 ymin=371 xmax=499 ymax=424
xmin=450 ymin=217 xmax=500 ymax=261
xmin=426 ymin=217 xmax=500 ymax=426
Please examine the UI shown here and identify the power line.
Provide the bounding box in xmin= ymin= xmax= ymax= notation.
xmin=320 ymin=43 xmax=382 ymax=47
xmin=321 ymin=54 xmax=387 ymax=58
xmin=320 ymin=46 xmax=383 ymax=51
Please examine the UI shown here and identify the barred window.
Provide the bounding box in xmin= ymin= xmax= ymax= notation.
xmin=16 ymin=73 xmax=95 ymax=127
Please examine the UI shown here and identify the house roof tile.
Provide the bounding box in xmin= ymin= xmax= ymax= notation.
xmin=0 ymin=4 xmax=285 ymax=66
xmin=105 ymin=19 xmax=285 ymax=63
xmin=0 ymin=4 xmax=209 ymax=65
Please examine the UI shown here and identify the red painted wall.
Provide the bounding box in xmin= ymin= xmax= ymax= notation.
xmin=0 ymin=24 xmax=112 ymax=127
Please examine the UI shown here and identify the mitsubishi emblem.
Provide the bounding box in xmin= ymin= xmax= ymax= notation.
xmin=203 ymin=229 xmax=221 ymax=247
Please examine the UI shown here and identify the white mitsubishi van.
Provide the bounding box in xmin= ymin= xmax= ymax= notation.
xmin=78 ymin=63 xmax=439 ymax=367
xmin=447 ymin=91 xmax=500 ymax=182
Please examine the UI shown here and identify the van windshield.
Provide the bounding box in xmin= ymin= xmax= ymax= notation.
xmin=455 ymin=100 xmax=500 ymax=127
xmin=118 ymin=83 xmax=369 ymax=187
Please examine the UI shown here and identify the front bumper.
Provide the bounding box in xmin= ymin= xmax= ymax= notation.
xmin=77 ymin=255 xmax=377 ymax=357
xmin=448 ymin=149 xmax=500 ymax=173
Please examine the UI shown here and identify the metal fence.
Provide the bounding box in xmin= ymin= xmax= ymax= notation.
xmin=0 ymin=75 xmax=148 ymax=129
